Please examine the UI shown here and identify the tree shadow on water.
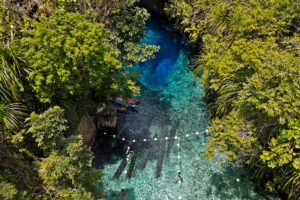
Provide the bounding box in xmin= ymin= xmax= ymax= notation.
xmin=92 ymin=127 xmax=128 ymax=170
xmin=106 ymin=188 xmax=136 ymax=200
xmin=207 ymin=167 xmax=264 ymax=200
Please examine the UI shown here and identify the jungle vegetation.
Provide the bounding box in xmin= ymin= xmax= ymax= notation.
xmin=0 ymin=0 xmax=158 ymax=199
xmin=166 ymin=0 xmax=299 ymax=199
xmin=1 ymin=0 xmax=299 ymax=199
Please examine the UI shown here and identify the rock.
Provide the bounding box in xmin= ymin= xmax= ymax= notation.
xmin=139 ymin=0 xmax=168 ymax=15
xmin=76 ymin=115 xmax=96 ymax=147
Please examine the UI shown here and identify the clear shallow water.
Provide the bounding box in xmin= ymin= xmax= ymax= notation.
xmin=94 ymin=15 xmax=273 ymax=200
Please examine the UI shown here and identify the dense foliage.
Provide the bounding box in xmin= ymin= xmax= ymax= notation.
xmin=23 ymin=10 xmax=128 ymax=103
xmin=166 ymin=0 xmax=299 ymax=199
xmin=56 ymin=0 xmax=160 ymax=65
xmin=107 ymin=3 xmax=160 ymax=65
xmin=0 ymin=0 xmax=156 ymax=199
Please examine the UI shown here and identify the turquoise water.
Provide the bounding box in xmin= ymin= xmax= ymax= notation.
xmin=94 ymin=15 xmax=272 ymax=200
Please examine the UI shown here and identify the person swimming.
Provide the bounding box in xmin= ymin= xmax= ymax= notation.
xmin=172 ymin=171 xmax=182 ymax=182
xmin=126 ymin=146 xmax=134 ymax=160
xmin=121 ymin=188 xmax=126 ymax=198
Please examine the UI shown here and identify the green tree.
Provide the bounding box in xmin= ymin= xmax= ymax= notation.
xmin=166 ymin=0 xmax=300 ymax=198
xmin=23 ymin=9 xmax=138 ymax=103
xmin=25 ymin=106 xmax=67 ymax=156
xmin=24 ymin=106 xmax=102 ymax=199
xmin=0 ymin=42 xmax=27 ymax=135
xmin=53 ymin=0 xmax=160 ymax=65
xmin=108 ymin=5 xmax=160 ymax=65
xmin=38 ymin=136 xmax=102 ymax=199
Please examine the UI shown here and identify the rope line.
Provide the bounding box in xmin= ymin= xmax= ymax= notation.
xmin=177 ymin=138 xmax=182 ymax=200
xmin=103 ymin=129 xmax=209 ymax=143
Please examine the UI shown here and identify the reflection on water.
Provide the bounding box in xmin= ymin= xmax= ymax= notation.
xmin=93 ymin=14 xmax=274 ymax=200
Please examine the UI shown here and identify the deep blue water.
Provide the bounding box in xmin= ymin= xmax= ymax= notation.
xmin=129 ymin=15 xmax=183 ymax=90
xmin=94 ymin=15 xmax=276 ymax=200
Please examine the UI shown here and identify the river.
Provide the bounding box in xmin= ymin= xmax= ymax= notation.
xmin=93 ymin=14 xmax=272 ymax=200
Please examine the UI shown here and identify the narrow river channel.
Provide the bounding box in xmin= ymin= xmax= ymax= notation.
xmin=94 ymin=14 xmax=272 ymax=200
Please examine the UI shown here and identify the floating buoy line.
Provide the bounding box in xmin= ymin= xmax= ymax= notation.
xmin=103 ymin=129 xmax=209 ymax=143
xmin=177 ymin=138 xmax=182 ymax=200
xmin=102 ymin=129 xmax=209 ymax=199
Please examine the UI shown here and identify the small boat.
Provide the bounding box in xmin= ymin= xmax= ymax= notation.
xmin=113 ymin=98 xmax=139 ymax=109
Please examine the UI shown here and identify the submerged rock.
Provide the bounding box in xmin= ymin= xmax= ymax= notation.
xmin=76 ymin=115 xmax=96 ymax=147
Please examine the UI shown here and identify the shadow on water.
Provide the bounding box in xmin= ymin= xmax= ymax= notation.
xmin=207 ymin=166 xmax=277 ymax=200
xmin=165 ymin=121 xmax=179 ymax=159
xmin=93 ymin=87 xmax=171 ymax=173
xmin=92 ymin=127 xmax=127 ymax=170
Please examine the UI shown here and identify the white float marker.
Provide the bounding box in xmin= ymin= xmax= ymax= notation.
xmin=113 ymin=135 xmax=116 ymax=138
xmin=177 ymin=138 xmax=181 ymax=185
xmin=122 ymin=138 xmax=125 ymax=141
xmin=165 ymin=137 xmax=168 ymax=140
xmin=179 ymin=196 xmax=182 ymax=200
xmin=154 ymin=138 xmax=157 ymax=141
xmin=196 ymin=131 xmax=199 ymax=135
xmin=144 ymin=139 xmax=147 ymax=142
xmin=186 ymin=134 xmax=189 ymax=137
xmin=175 ymin=136 xmax=178 ymax=139
xmin=104 ymin=132 xmax=107 ymax=135
xmin=133 ymin=139 xmax=136 ymax=143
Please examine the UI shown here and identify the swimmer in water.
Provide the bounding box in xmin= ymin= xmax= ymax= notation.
xmin=121 ymin=188 xmax=126 ymax=198
xmin=172 ymin=171 xmax=182 ymax=182
xmin=126 ymin=146 xmax=134 ymax=160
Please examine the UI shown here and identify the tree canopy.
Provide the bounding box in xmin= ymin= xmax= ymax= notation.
xmin=23 ymin=10 xmax=134 ymax=103
xmin=0 ymin=1 xmax=155 ymax=199
xmin=166 ymin=0 xmax=299 ymax=199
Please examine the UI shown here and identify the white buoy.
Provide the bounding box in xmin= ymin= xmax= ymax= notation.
xmin=154 ymin=138 xmax=157 ymax=141
xmin=133 ymin=139 xmax=136 ymax=143
xmin=175 ymin=136 xmax=178 ymax=139
xmin=122 ymin=138 xmax=125 ymax=141
xmin=113 ymin=135 xmax=116 ymax=138
xmin=186 ymin=134 xmax=190 ymax=137
xmin=104 ymin=132 xmax=107 ymax=135
xmin=178 ymin=155 xmax=180 ymax=159
xmin=177 ymin=143 xmax=180 ymax=147
xmin=179 ymin=196 xmax=182 ymax=200
xmin=196 ymin=131 xmax=199 ymax=135
xmin=206 ymin=129 xmax=208 ymax=133
xmin=144 ymin=139 xmax=147 ymax=142
xmin=165 ymin=137 xmax=168 ymax=140
xmin=124 ymin=170 xmax=127 ymax=174
xmin=236 ymin=178 xmax=240 ymax=182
